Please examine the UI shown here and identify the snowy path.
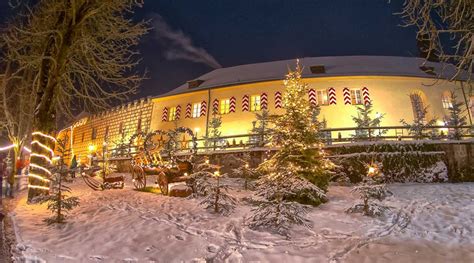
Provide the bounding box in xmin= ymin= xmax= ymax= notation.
xmin=9 ymin=179 xmax=474 ymax=262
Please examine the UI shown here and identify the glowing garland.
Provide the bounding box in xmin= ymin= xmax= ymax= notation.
xmin=0 ymin=144 xmax=16 ymax=152
xmin=31 ymin=140 xmax=55 ymax=156
xmin=23 ymin=146 xmax=31 ymax=153
xmin=29 ymin=131 xmax=57 ymax=192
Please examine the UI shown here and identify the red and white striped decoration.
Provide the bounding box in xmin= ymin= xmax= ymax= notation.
xmin=242 ymin=95 xmax=249 ymax=112
xmin=343 ymin=87 xmax=351 ymax=105
xmin=162 ymin=107 xmax=168 ymax=122
xmin=175 ymin=105 xmax=181 ymax=120
xmin=328 ymin=87 xmax=337 ymax=105
xmin=200 ymin=101 xmax=207 ymax=116
xmin=275 ymin=91 xmax=282 ymax=108
xmin=213 ymin=99 xmax=219 ymax=114
xmin=229 ymin=97 xmax=236 ymax=113
xmin=185 ymin=103 xmax=192 ymax=118
xmin=362 ymin=87 xmax=371 ymax=105
xmin=308 ymin=89 xmax=317 ymax=105
xmin=261 ymin=93 xmax=268 ymax=110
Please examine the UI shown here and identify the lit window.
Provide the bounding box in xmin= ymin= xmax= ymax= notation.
xmin=192 ymin=103 xmax=201 ymax=118
xmin=350 ymin=89 xmax=363 ymax=105
xmin=168 ymin=107 xmax=177 ymax=121
xmin=317 ymin=89 xmax=329 ymax=105
xmin=220 ymin=99 xmax=230 ymax=114
xmin=250 ymin=95 xmax=261 ymax=111
xmin=441 ymin=95 xmax=452 ymax=109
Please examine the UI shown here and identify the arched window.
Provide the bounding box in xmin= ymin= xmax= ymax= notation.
xmin=441 ymin=91 xmax=453 ymax=109
xmin=409 ymin=92 xmax=425 ymax=121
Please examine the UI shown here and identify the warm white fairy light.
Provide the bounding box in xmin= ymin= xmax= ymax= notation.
xmin=28 ymin=173 xmax=51 ymax=182
xmin=32 ymin=131 xmax=57 ymax=143
xmin=31 ymin=140 xmax=55 ymax=156
xmin=30 ymin=153 xmax=53 ymax=164
xmin=0 ymin=143 xmax=16 ymax=151
xmin=23 ymin=146 xmax=31 ymax=153
xmin=29 ymin=163 xmax=52 ymax=175
xmin=28 ymin=184 xmax=50 ymax=191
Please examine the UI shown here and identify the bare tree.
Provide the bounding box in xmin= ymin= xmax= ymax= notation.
xmin=0 ymin=0 xmax=148 ymax=200
xmin=397 ymin=0 xmax=473 ymax=82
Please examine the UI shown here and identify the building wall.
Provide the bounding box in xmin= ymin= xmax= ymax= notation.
xmin=151 ymin=76 xmax=471 ymax=141
xmin=58 ymin=75 xmax=472 ymax=164
xmin=58 ymin=98 xmax=154 ymax=164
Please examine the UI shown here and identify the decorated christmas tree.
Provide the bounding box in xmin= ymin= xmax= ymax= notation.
xmin=189 ymin=157 xmax=220 ymax=196
xmin=444 ymin=91 xmax=468 ymax=140
xmin=351 ymin=102 xmax=386 ymax=139
xmin=230 ymin=153 xmax=260 ymax=190
xmin=247 ymin=60 xmax=333 ymax=235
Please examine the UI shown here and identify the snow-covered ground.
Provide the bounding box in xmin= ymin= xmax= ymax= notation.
xmin=8 ymin=177 xmax=474 ymax=262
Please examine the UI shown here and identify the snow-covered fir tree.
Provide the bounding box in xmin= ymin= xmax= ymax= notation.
xmin=39 ymin=159 xmax=79 ymax=224
xmin=199 ymin=170 xmax=237 ymax=215
xmin=400 ymin=105 xmax=437 ymax=139
xmin=250 ymin=109 xmax=274 ymax=147
xmin=247 ymin=60 xmax=333 ymax=235
xmin=351 ymin=102 xmax=386 ymax=139
xmin=444 ymin=91 xmax=468 ymax=140
xmin=346 ymin=163 xmax=391 ymax=217
xmin=230 ymin=153 xmax=260 ymax=190
xmin=204 ymin=114 xmax=224 ymax=150
xmin=189 ymin=158 xmax=220 ymax=196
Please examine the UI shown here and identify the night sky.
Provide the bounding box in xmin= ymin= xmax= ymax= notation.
xmin=0 ymin=0 xmax=418 ymax=100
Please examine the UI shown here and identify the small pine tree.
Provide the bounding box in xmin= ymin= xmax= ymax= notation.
xmin=230 ymin=153 xmax=260 ymax=190
xmin=444 ymin=91 xmax=468 ymax=140
xmin=40 ymin=163 xmax=80 ymax=224
xmin=346 ymin=163 xmax=391 ymax=217
xmin=250 ymin=109 xmax=274 ymax=147
xmin=204 ymin=114 xmax=224 ymax=151
xmin=199 ymin=171 xmax=237 ymax=215
xmin=400 ymin=106 xmax=437 ymax=139
xmin=351 ymin=103 xmax=386 ymax=139
xmin=189 ymin=158 xmax=220 ymax=196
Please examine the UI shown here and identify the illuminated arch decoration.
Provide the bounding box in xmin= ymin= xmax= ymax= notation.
xmin=275 ymin=91 xmax=282 ymax=108
xmin=328 ymin=87 xmax=337 ymax=105
xmin=213 ymin=99 xmax=219 ymax=114
xmin=185 ymin=103 xmax=192 ymax=118
xmin=261 ymin=93 xmax=268 ymax=110
xmin=229 ymin=97 xmax=236 ymax=113
xmin=162 ymin=107 xmax=168 ymax=122
xmin=343 ymin=88 xmax=351 ymax=105
xmin=200 ymin=101 xmax=207 ymax=116
xmin=28 ymin=131 xmax=56 ymax=192
xmin=242 ymin=95 xmax=250 ymax=112
xmin=308 ymin=89 xmax=316 ymax=105
xmin=175 ymin=105 xmax=181 ymax=120
xmin=362 ymin=87 xmax=371 ymax=105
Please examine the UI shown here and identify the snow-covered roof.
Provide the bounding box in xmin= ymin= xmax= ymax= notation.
xmin=158 ymin=56 xmax=469 ymax=97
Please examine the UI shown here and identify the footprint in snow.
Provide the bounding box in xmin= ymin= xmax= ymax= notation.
xmin=207 ymin=244 xmax=219 ymax=253
xmin=89 ymin=255 xmax=106 ymax=261
xmin=175 ymin=235 xmax=185 ymax=240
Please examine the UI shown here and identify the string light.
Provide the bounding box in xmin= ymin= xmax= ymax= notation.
xmin=30 ymin=153 xmax=53 ymax=164
xmin=29 ymin=163 xmax=52 ymax=175
xmin=31 ymin=140 xmax=55 ymax=156
xmin=23 ymin=146 xmax=31 ymax=153
xmin=32 ymin=131 xmax=57 ymax=142
xmin=28 ymin=185 xmax=50 ymax=191
xmin=28 ymin=173 xmax=51 ymax=182
xmin=0 ymin=144 xmax=16 ymax=151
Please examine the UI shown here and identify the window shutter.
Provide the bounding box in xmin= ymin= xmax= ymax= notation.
xmin=229 ymin=97 xmax=236 ymax=113
xmin=242 ymin=95 xmax=249 ymax=112
xmin=275 ymin=91 xmax=282 ymax=108
xmin=308 ymin=89 xmax=316 ymax=105
xmin=162 ymin=107 xmax=168 ymax=122
xmin=328 ymin=87 xmax=336 ymax=105
xmin=343 ymin=88 xmax=351 ymax=105
xmin=261 ymin=93 xmax=268 ymax=110
xmin=362 ymin=87 xmax=370 ymax=105
xmin=175 ymin=105 xmax=181 ymax=120
xmin=200 ymin=101 xmax=207 ymax=116
xmin=185 ymin=103 xmax=192 ymax=118
xmin=213 ymin=99 xmax=219 ymax=114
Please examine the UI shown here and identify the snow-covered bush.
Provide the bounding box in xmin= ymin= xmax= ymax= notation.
xmin=199 ymin=172 xmax=237 ymax=215
xmin=331 ymin=142 xmax=447 ymax=183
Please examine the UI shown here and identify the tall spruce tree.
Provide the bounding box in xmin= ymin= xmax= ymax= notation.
xmin=400 ymin=105 xmax=437 ymax=140
xmin=204 ymin=114 xmax=224 ymax=151
xmin=250 ymin=109 xmax=273 ymax=147
xmin=444 ymin=91 xmax=468 ymax=140
xmin=351 ymin=103 xmax=386 ymax=139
